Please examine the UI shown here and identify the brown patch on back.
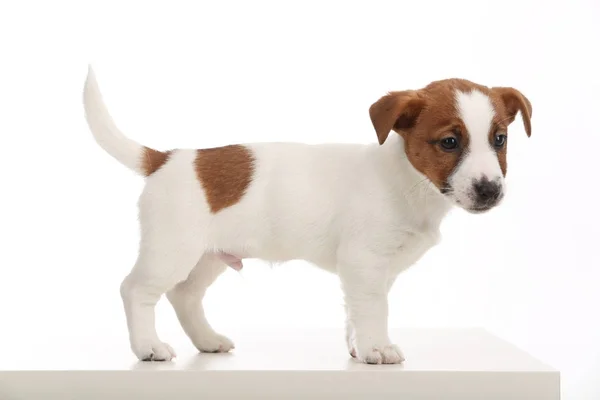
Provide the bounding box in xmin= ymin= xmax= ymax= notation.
xmin=142 ymin=147 xmax=172 ymax=176
xmin=195 ymin=145 xmax=255 ymax=213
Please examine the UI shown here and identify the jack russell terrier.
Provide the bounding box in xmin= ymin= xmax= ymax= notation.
xmin=83 ymin=67 xmax=532 ymax=364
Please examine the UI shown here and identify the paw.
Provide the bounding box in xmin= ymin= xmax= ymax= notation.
xmin=346 ymin=327 xmax=356 ymax=357
xmin=356 ymin=344 xmax=405 ymax=365
xmin=194 ymin=332 xmax=235 ymax=353
xmin=381 ymin=344 xmax=405 ymax=364
xmin=133 ymin=341 xmax=176 ymax=362
xmin=350 ymin=347 xmax=357 ymax=358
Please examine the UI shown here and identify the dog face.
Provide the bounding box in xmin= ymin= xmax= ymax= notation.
xmin=369 ymin=79 xmax=532 ymax=213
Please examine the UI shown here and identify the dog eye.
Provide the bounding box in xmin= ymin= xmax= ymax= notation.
xmin=440 ymin=137 xmax=459 ymax=151
xmin=493 ymin=134 xmax=507 ymax=149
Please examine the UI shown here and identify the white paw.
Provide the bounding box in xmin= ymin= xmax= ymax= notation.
xmin=346 ymin=328 xmax=356 ymax=357
xmin=133 ymin=341 xmax=176 ymax=362
xmin=194 ymin=332 xmax=235 ymax=353
xmin=356 ymin=344 xmax=405 ymax=365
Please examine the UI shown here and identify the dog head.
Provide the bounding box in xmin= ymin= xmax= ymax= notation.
xmin=369 ymin=79 xmax=532 ymax=213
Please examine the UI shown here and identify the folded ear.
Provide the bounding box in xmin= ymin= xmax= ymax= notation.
xmin=491 ymin=87 xmax=533 ymax=137
xmin=369 ymin=90 xmax=426 ymax=145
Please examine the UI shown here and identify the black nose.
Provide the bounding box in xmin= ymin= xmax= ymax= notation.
xmin=473 ymin=178 xmax=502 ymax=204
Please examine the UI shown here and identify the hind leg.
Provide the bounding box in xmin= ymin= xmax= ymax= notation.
xmin=167 ymin=253 xmax=234 ymax=353
xmin=120 ymin=232 xmax=203 ymax=361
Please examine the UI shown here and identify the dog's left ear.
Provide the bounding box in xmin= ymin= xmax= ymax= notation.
xmin=491 ymin=87 xmax=533 ymax=137
xmin=369 ymin=90 xmax=426 ymax=145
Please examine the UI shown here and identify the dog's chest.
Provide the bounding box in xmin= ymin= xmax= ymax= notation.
xmin=390 ymin=228 xmax=441 ymax=273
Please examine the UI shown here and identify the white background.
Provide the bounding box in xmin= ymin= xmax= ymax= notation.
xmin=1 ymin=0 xmax=598 ymax=398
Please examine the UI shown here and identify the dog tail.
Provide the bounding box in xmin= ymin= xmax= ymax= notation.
xmin=83 ymin=66 xmax=168 ymax=176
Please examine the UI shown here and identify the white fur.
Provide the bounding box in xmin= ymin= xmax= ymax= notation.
xmin=83 ymin=67 xmax=145 ymax=174
xmin=83 ymin=68 xmax=463 ymax=364
xmin=448 ymin=89 xmax=504 ymax=209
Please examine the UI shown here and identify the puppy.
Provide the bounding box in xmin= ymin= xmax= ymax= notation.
xmin=83 ymin=67 xmax=532 ymax=364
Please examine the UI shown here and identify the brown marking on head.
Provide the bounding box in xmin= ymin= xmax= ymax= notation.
xmin=489 ymin=86 xmax=533 ymax=176
xmin=195 ymin=145 xmax=255 ymax=213
xmin=369 ymin=79 xmax=532 ymax=188
xmin=490 ymin=87 xmax=532 ymax=136
xmin=488 ymin=124 xmax=508 ymax=176
xmin=142 ymin=147 xmax=172 ymax=176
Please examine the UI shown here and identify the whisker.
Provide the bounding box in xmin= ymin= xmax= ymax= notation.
xmin=406 ymin=177 xmax=429 ymax=197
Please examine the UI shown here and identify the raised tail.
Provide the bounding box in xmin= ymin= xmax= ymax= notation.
xmin=83 ymin=66 xmax=169 ymax=176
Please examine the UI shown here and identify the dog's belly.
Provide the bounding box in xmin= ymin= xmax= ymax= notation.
xmin=215 ymin=233 xmax=438 ymax=274
xmin=216 ymin=250 xmax=337 ymax=273
xmin=210 ymin=230 xmax=340 ymax=273
xmin=212 ymin=229 xmax=440 ymax=274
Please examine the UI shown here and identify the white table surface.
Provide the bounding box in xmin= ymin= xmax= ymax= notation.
xmin=0 ymin=328 xmax=559 ymax=400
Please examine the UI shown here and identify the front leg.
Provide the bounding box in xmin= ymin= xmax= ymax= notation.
xmin=340 ymin=258 xmax=404 ymax=365
xmin=345 ymin=274 xmax=400 ymax=358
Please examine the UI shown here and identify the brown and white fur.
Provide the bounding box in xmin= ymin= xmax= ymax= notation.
xmin=83 ymin=67 xmax=532 ymax=364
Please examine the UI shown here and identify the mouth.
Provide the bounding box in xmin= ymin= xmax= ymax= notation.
xmin=465 ymin=194 xmax=505 ymax=213
xmin=439 ymin=184 xmax=452 ymax=195
xmin=465 ymin=205 xmax=495 ymax=214
xmin=440 ymin=189 xmax=504 ymax=214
